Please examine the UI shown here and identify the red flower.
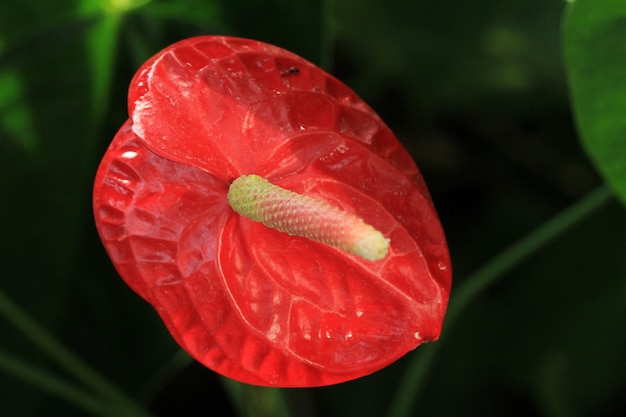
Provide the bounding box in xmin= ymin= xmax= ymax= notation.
xmin=93 ymin=36 xmax=451 ymax=387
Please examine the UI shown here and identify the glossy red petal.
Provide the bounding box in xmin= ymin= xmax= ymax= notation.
xmin=93 ymin=36 xmax=451 ymax=387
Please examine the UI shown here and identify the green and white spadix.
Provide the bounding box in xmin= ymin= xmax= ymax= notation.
xmin=228 ymin=174 xmax=390 ymax=261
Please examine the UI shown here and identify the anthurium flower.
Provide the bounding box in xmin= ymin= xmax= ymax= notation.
xmin=93 ymin=36 xmax=451 ymax=387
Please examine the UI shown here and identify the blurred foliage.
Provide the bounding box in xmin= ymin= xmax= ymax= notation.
xmin=564 ymin=0 xmax=626 ymax=208
xmin=0 ymin=0 xmax=625 ymax=416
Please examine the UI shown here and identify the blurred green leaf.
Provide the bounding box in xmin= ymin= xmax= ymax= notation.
xmin=0 ymin=0 xmax=174 ymax=415
xmin=0 ymin=68 xmax=38 ymax=151
xmin=333 ymin=0 xmax=567 ymax=120
xmin=564 ymin=0 xmax=626 ymax=206
xmin=0 ymin=19 xmax=99 ymax=417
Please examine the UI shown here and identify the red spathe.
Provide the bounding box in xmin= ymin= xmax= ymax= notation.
xmin=93 ymin=36 xmax=451 ymax=387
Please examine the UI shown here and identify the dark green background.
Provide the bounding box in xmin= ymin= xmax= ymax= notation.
xmin=1 ymin=0 xmax=625 ymax=416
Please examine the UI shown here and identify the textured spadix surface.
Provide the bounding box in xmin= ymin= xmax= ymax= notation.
xmin=93 ymin=36 xmax=451 ymax=387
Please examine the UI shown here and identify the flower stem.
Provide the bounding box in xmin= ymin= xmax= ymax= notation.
xmin=221 ymin=377 xmax=294 ymax=417
xmin=136 ymin=348 xmax=192 ymax=403
xmin=0 ymin=288 xmax=154 ymax=417
xmin=385 ymin=185 xmax=613 ymax=417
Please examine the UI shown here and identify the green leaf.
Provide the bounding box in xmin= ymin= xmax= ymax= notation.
xmin=564 ymin=0 xmax=626 ymax=206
